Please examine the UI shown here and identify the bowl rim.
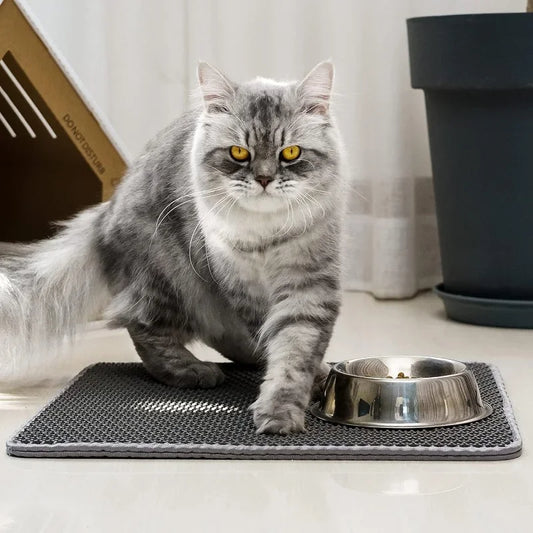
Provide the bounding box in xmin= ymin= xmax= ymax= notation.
xmin=310 ymin=401 xmax=493 ymax=429
xmin=332 ymin=356 xmax=468 ymax=382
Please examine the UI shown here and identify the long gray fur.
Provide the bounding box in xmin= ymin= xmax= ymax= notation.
xmin=0 ymin=62 xmax=348 ymax=434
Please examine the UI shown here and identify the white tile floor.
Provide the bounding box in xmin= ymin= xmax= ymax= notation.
xmin=0 ymin=291 xmax=532 ymax=532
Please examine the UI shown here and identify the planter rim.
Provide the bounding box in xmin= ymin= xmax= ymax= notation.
xmin=407 ymin=13 xmax=533 ymax=23
xmin=407 ymin=13 xmax=533 ymax=90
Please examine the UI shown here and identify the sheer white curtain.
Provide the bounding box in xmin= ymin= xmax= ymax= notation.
xmin=25 ymin=0 xmax=525 ymax=298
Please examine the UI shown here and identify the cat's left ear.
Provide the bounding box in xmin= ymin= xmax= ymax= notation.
xmin=197 ymin=62 xmax=236 ymax=113
xmin=297 ymin=61 xmax=334 ymax=115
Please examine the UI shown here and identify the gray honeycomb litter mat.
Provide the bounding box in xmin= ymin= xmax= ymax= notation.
xmin=6 ymin=362 xmax=522 ymax=460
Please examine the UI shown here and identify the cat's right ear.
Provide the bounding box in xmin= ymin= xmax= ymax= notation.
xmin=197 ymin=62 xmax=236 ymax=113
xmin=297 ymin=61 xmax=334 ymax=115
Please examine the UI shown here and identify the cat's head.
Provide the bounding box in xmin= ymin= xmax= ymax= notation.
xmin=191 ymin=62 xmax=343 ymax=217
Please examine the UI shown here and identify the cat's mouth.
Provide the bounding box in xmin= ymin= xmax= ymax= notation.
xmin=237 ymin=190 xmax=287 ymax=213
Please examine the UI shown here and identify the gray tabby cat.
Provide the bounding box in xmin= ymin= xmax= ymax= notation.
xmin=0 ymin=61 xmax=348 ymax=434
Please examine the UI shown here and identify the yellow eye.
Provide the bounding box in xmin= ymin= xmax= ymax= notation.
xmin=230 ymin=146 xmax=250 ymax=161
xmin=280 ymin=145 xmax=301 ymax=161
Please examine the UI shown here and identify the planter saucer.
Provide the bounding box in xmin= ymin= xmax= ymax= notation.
xmin=434 ymin=284 xmax=533 ymax=329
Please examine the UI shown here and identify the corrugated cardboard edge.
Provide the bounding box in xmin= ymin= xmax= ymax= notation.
xmin=0 ymin=0 xmax=131 ymax=202
xmin=7 ymin=0 xmax=132 ymax=166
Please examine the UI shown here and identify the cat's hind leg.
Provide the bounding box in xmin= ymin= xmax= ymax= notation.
xmin=127 ymin=323 xmax=225 ymax=388
xmin=205 ymin=330 xmax=263 ymax=367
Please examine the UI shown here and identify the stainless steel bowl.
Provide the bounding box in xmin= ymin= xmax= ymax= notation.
xmin=311 ymin=356 xmax=492 ymax=428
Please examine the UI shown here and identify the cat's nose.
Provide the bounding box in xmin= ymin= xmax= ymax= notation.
xmin=255 ymin=176 xmax=274 ymax=189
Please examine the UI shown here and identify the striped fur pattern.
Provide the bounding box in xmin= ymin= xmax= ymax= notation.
xmin=0 ymin=62 xmax=348 ymax=433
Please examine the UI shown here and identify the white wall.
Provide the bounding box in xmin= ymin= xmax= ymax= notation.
xmin=23 ymin=0 xmax=527 ymax=296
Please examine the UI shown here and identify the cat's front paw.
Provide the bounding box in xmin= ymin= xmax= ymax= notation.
xmin=250 ymin=398 xmax=306 ymax=435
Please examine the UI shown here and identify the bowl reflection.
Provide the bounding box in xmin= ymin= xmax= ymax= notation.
xmin=311 ymin=356 xmax=492 ymax=429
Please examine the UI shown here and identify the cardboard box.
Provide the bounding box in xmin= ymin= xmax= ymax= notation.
xmin=0 ymin=0 xmax=129 ymax=242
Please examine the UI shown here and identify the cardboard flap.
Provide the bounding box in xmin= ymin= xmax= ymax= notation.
xmin=0 ymin=0 xmax=128 ymax=242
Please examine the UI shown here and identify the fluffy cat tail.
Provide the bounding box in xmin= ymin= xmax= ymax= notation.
xmin=0 ymin=205 xmax=110 ymax=381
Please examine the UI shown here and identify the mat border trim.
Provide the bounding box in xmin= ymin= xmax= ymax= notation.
xmin=6 ymin=363 xmax=523 ymax=461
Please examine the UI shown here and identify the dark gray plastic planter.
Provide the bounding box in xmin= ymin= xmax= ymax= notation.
xmin=407 ymin=13 xmax=533 ymax=328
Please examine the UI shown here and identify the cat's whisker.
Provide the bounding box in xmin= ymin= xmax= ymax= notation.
xmin=225 ymin=197 xmax=239 ymax=223
xmin=293 ymin=194 xmax=313 ymax=235
xmin=291 ymin=195 xmax=305 ymax=234
xmin=187 ymin=196 xmax=232 ymax=282
xmin=297 ymin=157 xmax=316 ymax=171
xmin=282 ymin=200 xmax=296 ymax=239
xmin=151 ymin=189 xmax=226 ymax=242
xmin=301 ymin=190 xmax=326 ymax=219
xmin=202 ymin=164 xmax=228 ymax=175
xmin=273 ymin=198 xmax=293 ymax=238
xmin=305 ymin=185 xmax=335 ymax=206
xmin=154 ymin=192 xmax=214 ymax=231
xmin=153 ymin=185 xmax=227 ymax=230
xmin=203 ymin=242 xmax=218 ymax=285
